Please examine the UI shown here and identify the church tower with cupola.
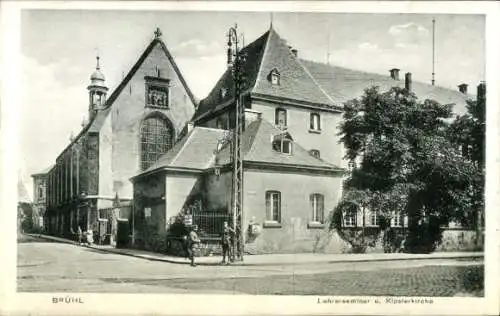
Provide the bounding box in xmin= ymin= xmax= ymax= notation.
xmin=87 ymin=56 xmax=108 ymax=120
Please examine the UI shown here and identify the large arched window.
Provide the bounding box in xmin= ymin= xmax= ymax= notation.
xmin=140 ymin=116 xmax=174 ymax=170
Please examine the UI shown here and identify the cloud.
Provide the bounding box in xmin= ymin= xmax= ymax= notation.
xmin=389 ymin=22 xmax=428 ymax=36
xmin=358 ymin=42 xmax=378 ymax=51
xmin=171 ymin=39 xmax=223 ymax=58
xmin=388 ymin=22 xmax=429 ymax=48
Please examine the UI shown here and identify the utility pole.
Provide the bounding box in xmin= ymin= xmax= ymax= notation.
xmin=227 ymin=24 xmax=246 ymax=262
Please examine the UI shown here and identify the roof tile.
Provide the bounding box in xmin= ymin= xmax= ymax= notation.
xmin=300 ymin=59 xmax=472 ymax=115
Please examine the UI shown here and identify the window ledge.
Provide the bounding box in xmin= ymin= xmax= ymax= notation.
xmin=307 ymin=222 xmax=325 ymax=229
xmin=146 ymin=104 xmax=170 ymax=110
xmin=308 ymin=129 xmax=321 ymax=134
xmin=263 ymin=221 xmax=282 ymax=228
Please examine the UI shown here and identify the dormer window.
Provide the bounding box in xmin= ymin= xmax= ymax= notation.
xmin=309 ymin=149 xmax=320 ymax=159
xmin=268 ymin=68 xmax=280 ymax=85
xmin=220 ymin=87 xmax=227 ymax=100
xmin=272 ymin=133 xmax=293 ymax=154
xmin=145 ymin=76 xmax=170 ymax=109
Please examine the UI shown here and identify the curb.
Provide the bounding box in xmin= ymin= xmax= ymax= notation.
xmin=30 ymin=234 xmax=484 ymax=267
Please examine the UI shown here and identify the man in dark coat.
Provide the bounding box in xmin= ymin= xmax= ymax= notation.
xmin=221 ymin=221 xmax=235 ymax=265
xmin=184 ymin=225 xmax=201 ymax=267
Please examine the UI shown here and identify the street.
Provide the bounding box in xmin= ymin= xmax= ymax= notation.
xmin=18 ymin=235 xmax=483 ymax=296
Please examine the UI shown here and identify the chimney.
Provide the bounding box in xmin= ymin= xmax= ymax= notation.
xmin=187 ymin=121 xmax=195 ymax=133
xmin=477 ymin=81 xmax=486 ymax=102
xmin=405 ymin=72 xmax=412 ymax=91
xmin=291 ymin=49 xmax=298 ymax=57
xmin=458 ymin=83 xmax=468 ymax=94
xmin=389 ymin=68 xmax=400 ymax=80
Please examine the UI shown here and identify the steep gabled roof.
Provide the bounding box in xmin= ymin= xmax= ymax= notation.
xmin=193 ymin=27 xmax=336 ymax=122
xmin=194 ymin=27 xmax=474 ymax=123
xmin=134 ymin=118 xmax=343 ymax=179
xmin=56 ymin=36 xmax=197 ymax=159
xmin=89 ymin=38 xmax=197 ymax=133
xmin=301 ymin=60 xmax=473 ymax=115
xmin=195 ymin=30 xmax=271 ymax=121
xmin=133 ymin=126 xmax=228 ymax=178
xmin=216 ymin=119 xmax=342 ymax=171
xmin=252 ymin=28 xmax=334 ymax=106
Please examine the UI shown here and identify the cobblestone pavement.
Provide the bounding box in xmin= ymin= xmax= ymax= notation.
xmin=17 ymin=236 xmax=483 ymax=296
xmin=152 ymin=265 xmax=483 ymax=296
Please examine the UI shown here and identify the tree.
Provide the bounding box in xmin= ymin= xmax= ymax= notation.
xmin=447 ymin=83 xmax=485 ymax=243
xmin=334 ymin=86 xmax=480 ymax=253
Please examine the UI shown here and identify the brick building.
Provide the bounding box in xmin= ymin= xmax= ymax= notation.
xmin=41 ymin=29 xmax=196 ymax=239
xmin=131 ymin=26 xmax=475 ymax=254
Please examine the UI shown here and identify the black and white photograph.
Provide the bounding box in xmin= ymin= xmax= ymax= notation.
xmin=2 ymin=1 xmax=499 ymax=315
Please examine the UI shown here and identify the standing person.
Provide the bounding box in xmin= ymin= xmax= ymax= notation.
xmin=77 ymin=226 xmax=83 ymax=245
xmin=185 ymin=225 xmax=201 ymax=267
xmin=221 ymin=221 xmax=235 ymax=265
xmin=85 ymin=229 xmax=94 ymax=246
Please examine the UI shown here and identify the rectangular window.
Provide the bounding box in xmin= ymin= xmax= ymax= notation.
xmin=310 ymin=194 xmax=325 ymax=223
xmin=266 ymin=191 xmax=281 ymax=223
xmin=344 ymin=211 xmax=357 ymax=227
xmin=393 ymin=212 xmax=404 ymax=227
xmin=370 ymin=211 xmax=380 ymax=226
xmin=275 ymin=108 xmax=287 ymax=127
xmin=310 ymin=113 xmax=321 ymax=131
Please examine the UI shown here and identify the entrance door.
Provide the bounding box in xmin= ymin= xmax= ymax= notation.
xmin=98 ymin=219 xmax=109 ymax=245
xmin=116 ymin=219 xmax=130 ymax=249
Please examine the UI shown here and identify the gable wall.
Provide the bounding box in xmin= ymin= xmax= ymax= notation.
xmin=107 ymin=42 xmax=196 ymax=199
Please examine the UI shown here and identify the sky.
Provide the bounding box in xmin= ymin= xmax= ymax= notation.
xmin=19 ymin=10 xmax=485 ymax=199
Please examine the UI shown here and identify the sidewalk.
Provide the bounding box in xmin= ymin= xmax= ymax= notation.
xmin=29 ymin=233 xmax=484 ymax=267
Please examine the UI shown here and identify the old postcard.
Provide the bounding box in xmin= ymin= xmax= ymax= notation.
xmin=1 ymin=1 xmax=499 ymax=315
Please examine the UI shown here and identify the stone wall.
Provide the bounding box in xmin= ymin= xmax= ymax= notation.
xmin=436 ymin=229 xmax=482 ymax=252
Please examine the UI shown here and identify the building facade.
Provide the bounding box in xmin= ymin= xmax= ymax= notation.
xmin=131 ymin=26 xmax=478 ymax=254
xmin=31 ymin=166 xmax=52 ymax=230
xmin=35 ymin=26 xmax=479 ymax=253
xmin=42 ymin=29 xmax=197 ymax=240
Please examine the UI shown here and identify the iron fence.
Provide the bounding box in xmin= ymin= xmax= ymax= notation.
xmin=193 ymin=211 xmax=232 ymax=237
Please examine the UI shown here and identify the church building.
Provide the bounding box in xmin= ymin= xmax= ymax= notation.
xmin=33 ymin=25 xmax=477 ymax=254
xmin=39 ymin=29 xmax=197 ymax=239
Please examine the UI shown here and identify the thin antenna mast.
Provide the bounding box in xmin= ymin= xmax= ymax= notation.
xmin=327 ymin=30 xmax=331 ymax=65
xmin=432 ymin=18 xmax=436 ymax=86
